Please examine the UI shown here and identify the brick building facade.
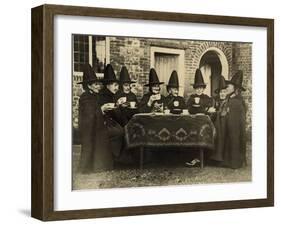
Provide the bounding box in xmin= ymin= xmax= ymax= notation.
xmin=72 ymin=35 xmax=252 ymax=141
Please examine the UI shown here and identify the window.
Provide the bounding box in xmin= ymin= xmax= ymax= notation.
xmin=73 ymin=35 xmax=107 ymax=73
xmin=73 ymin=35 xmax=89 ymax=72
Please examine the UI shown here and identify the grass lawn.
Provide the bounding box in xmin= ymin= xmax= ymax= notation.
xmin=72 ymin=145 xmax=251 ymax=190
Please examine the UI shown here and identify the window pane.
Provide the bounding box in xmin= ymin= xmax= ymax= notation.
xmin=74 ymin=63 xmax=78 ymax=72
xmin=92 ymin=36 xmax=106 ymax=73
xmin=74 ymin=53 xmax=79 ymax=62
xmin=74 ymin=42 xmax=78 ymax=51
xmin=72 ymin=35 xmax=89 ymax=72
xmin=80 ymin=54 xmax=85 ymax=62
xmin=80 ymin=42 xmax=84 ymax=52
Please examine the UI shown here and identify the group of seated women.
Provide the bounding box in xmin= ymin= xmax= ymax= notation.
xmin=78 ymin=63 xmax=247 ymax=173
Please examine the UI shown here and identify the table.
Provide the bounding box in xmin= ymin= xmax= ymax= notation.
xmin=124 ymin=113 xmax=216 ymax=169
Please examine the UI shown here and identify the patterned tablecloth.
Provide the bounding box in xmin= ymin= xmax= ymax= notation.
xmin=125 ymin=113 xmax=216 ymax=150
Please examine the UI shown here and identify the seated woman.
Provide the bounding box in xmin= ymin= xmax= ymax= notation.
xmin=185 ymin=69 xmax=215 ymax=167
xmin=114 ymin=66 xmax=138 ymax=126
xmin=164 ymin=70 xmax=186 ymax=112
xmin=78 ymin=64 xmax=113 ymax=173
xmin=99 ymin=64 xmax=125 ymax=160
xmin=187 ymin=69 xmax=215 ymax=115
xmin=139 ymin=68 xmax=165 ymax=113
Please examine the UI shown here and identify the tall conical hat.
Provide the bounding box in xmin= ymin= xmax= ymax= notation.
xmin=167 ymin=70 xmax=180 ymax=88
xmin=102 ymin=64 xmax=119 ymax=84
xmin=214 ymin=75 xmax=228 ymax=94
xmin=144 ymin=68 xmax=164 ymax=86
xmin=119 ymin=66 xmax=136 ymax=84
xmin=77 ymin=63 xmax=98 ymax=84
xmin=191 ymin=69 xmax=206 ymax=88
xmin=226 ymin=70 xmax=246 ymax=91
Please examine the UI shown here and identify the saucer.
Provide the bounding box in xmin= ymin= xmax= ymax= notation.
xmin=170 ymin=109 xmax=183 ymax=114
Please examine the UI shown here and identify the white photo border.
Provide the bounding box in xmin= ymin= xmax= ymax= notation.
xmin=54 ymin=15 xmax=267 ymax=211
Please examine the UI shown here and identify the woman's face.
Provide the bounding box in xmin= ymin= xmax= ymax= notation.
xmin=107 ymin=82 xmax=119 ymax=94
xmin=195 ymin=87 xmax=204 ymax=95
xmin=122 ymin=83 xmax=131 ymax=94
xmin=226 ymin=84 xmax=235 ymax=95
xmin=151 ymin=84 xmax=160 ymax=94
xmin=219 ymin=89 xmax=227 ymax=100
xmin=88 ymin=82 xmax=102 ymax=93
xmin=169 ymin=87 xmax=179 ymax=96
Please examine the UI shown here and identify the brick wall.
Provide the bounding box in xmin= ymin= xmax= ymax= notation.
xmin=232 ymin=43 xmax=252 ymax=141
xmin=73 ymin=74 xmax=83 ymax=130
xmin=109 ymin=38 xmax=234 ymax=98
xmin=109 ymin=37 xmax=150 ymax=98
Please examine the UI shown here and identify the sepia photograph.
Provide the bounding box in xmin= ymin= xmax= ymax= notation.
xmin=71 ymin=34 xmax=252 ymax=190
xmin=30 ymin=3 xmax=273 ymax=220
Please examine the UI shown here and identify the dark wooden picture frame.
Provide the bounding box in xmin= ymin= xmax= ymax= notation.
xmin=31 ymin=4 xmax=274 ymax=221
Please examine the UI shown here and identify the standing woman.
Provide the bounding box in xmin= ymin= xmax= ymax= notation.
xmin=210 ymin=75 xmax=228 ymax=163
xmin=78 ymin=64 xmax=113 ymax=173
xmin=224 ymin=70 xmax=247 ymax=169
xmin=139 ymin=68 xmax=165 ymax=113
xmin=115 ymin=66 xmax=138 ymax=126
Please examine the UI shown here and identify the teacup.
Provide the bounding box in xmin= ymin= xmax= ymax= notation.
xmin=119 ymin=97 xmax=127 ymax=104
xmin=129 ymin=101 xmax=136 ymax=108
xmin=107 ymin=103 xmax=115 ymax=108
xmin=194 ymin=97 xmax=200 ymax=104
xmin=164 ymin=109 xmax=170 ymax=114
xmin=182 ymin=109 xmax=189 ymax=115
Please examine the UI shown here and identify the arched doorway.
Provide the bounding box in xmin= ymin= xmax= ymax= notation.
xmin=198 ymin=48 xmax=229 ymax=97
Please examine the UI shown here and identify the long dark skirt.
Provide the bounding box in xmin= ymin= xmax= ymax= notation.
xmin=211 ymin=115 xmax=227 ymax=162
xmin=104 ymin=117 xmax=124 ymax=158
xmin=79 ymin=92 xmax=113 ymax=173
xmin=223 ymin=97 xmax=246 ymax=169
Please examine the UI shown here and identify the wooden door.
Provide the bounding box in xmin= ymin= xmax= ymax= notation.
xmin=199 ymin=51 xmax=223 ymax=97
xmin=154 ymin=53 xmax=179 ymax=96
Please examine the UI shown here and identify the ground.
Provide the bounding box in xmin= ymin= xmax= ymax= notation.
xmin=72 ymin=144 xmax=251 ymax=190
